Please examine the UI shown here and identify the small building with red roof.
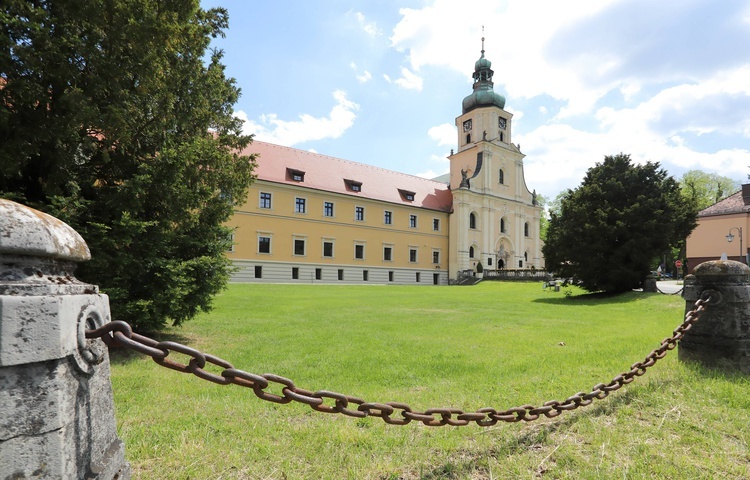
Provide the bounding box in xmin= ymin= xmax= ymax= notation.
xmin=686 ymin=185 xmax=750 ymax=270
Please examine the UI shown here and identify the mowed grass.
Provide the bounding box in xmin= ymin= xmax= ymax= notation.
xmin=110 ymin=282 xmax=750 ymax=479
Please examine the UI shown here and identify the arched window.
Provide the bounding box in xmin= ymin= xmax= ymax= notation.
xmin=524 ymin=252 xmax=528 ymax=262
xmin=524 ymin=222 xmax=530 ymax=237
xmin=498 ymin=169 xmax=504 ymax=184
xmin=469 ymin=246 xmax=475 ymax=258
xmin=500 ymin=218 xmax=506 ymax=233
xmin=469 ymin=212 xmax=476 ymax=229
xmin=500 ymin=132 xmax=504 ymax=142
xmin=466 ymin=133 xmax=471 ymax=144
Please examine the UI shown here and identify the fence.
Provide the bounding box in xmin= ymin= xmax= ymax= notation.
xmin=2 ymin=198 xmax=749 ymax=478
xmin=482 ymin=268 xmax=550 ymax=281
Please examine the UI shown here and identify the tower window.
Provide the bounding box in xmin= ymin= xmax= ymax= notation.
xmin=500 ymin=218 xmax=506 ymax=233
xmin=498 ymin=169 xmax=504 ymax=184
xmin=469 ymin=213 xmax=477 ymax=229
xmin=466 ymin=133 xmax=471 ymax=144
xmin=524 ymin=222 xmax=530 ymax=237
xmin=469 ymin=246 xmax=475 ymax=258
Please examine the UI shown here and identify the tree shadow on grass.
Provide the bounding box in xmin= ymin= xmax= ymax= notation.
xmin=533 ymin=290 xmax=658 ymax=307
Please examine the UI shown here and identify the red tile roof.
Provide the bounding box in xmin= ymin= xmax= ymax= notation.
xmin=699 ymin=191 xmax=750 ymax=217
xmin=240 ymin=141 xmax=453 ymax=212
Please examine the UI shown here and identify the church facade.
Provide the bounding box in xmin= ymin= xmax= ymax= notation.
xmin=226 ymin=49 xmax=544 ymax=284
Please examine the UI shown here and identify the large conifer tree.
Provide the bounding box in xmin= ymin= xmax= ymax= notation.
xmin=543 ymin=154 xmax=698 ymax=293
xmin=0 ymin=0 xmax=256 ymax=331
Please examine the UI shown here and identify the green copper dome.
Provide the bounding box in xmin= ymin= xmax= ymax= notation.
xmin=462 ymin=50 xmax=505 ymax=114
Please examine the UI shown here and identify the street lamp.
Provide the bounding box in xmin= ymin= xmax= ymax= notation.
xmin=726 ymin=227 xmax=744 ymax=263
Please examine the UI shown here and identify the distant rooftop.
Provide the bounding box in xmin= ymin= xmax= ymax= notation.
xmin=699 ymin=189 xmax=750 ymax=217
xmin=239 ymin=141 xmax=453 ymax=212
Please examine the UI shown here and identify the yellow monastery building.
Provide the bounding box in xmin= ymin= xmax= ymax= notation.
xmin=227 ymin=49 xmax=544 ymax=284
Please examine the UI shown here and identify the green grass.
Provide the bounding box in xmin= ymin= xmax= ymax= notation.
xmin=110 ymin=282 xmax=750 ymax=479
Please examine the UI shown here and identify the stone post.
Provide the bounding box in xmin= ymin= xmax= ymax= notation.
xmin=679 ymin=260 xmax=750 ymax=374
xmin=0 ymin=199 xmax=130 ymax=479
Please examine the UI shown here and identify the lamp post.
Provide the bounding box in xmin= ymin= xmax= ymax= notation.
xmin=726 ymin=227 xmax=744 ymax=263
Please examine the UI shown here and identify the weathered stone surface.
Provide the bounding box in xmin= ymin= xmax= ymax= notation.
xmin=0 ymin=199 xmax=129 ymax=479
xmin=679 ymin=260 xmax=750 ymax=374
xmin=0 ymin=199 xmax=90 ymax=261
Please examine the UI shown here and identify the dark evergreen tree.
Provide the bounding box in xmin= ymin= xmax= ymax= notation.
xmin=0 ymin=0 xmax=256 ymax=331
xmin=543 ymin=154 xmax=698 ymax=293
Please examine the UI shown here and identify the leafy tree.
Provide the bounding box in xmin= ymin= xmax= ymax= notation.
xmin=680 ymin=170 xmax=740 ymax=211
xmin=0 ymin=0 xmax=256 ymax=331
xmin=542 ymin=154 xmax=698 ymax=293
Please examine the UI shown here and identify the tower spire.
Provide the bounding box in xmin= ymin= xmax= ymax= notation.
xmin=481 ymin=25 xmax=485 ymax=57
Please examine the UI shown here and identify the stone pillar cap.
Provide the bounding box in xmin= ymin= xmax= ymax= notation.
xmin=0 ymin=199 xmax=90 ymax=262
xmin=693 ymin=260 xmax=750 ymax=277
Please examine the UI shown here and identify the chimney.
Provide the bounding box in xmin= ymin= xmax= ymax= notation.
xmin=743 ymin=184 xmax=750 ymax=205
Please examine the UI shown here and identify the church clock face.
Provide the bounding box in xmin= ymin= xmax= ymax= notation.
xmin=463 ymin=119 xmax=472 ymax=132
xmin=498 ymin=117 xmax=507 ymax=130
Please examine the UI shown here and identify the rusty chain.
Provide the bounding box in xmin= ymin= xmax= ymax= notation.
xmin=86 ymin=290 xmax=716 ymax=427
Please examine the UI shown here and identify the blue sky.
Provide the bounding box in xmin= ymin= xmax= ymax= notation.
xmin=201 ymin=0 xmax=750 ymax=200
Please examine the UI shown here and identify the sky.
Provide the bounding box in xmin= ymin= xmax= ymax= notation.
xmin=200 ymin=0 xmax=750 ymax=201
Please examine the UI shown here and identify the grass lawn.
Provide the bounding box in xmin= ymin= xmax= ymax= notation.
xmin=110 ymin=282 xmax=750 ymax=479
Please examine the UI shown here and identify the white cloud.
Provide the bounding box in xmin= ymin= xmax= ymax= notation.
xmin=428 ymin=123 xmax=455 ymax=147
xmin=236 ymin=90 xmax=359 ymax=146
xmin=394 ymin=67 xmax=423 ymax=91
xmin=383 ymin=74 xmax=392 ymax=83
xmin=350 ymin=62 xmax=372 ymax=83
xmin=353 ymin=11 xmax=382 ymax=37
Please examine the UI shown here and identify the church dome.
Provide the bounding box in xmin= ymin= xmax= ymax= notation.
xmin=462 ymin=51 xmax=505 ymax=113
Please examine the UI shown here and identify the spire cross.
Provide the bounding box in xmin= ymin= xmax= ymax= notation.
xmin=481 ymin=25 xmax=485 ymax=56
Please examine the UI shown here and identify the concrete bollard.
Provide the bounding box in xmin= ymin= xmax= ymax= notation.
xmin=0 ymin=199 xmax=130 ymax=479
xmin=679 ymin=260 xmax=750 ymax=374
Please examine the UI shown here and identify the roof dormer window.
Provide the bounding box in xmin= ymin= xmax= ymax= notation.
xmin=345 ymin=179 xmax=362 ymax=192
xmin=287 ymin=168 xmax=305 ymax=182
xmin=398 ymin=189 xmax=416 ymax=202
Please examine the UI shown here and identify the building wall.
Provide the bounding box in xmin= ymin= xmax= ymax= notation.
xmin=686 ymin=212 xmax=750 ymax=269
xmin=228 ymin=180 xmax=450 ymax=284
xmin=449 ymin=105 xmax=544 ymax=275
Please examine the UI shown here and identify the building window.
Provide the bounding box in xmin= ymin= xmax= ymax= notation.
xmin=498 ymin=169 xmax=504 ymax=185
xmin=384 ymin=211 xmax=392 ymax=225
xmin=324 ymin=202 xmax=334 ymax=217
xmin=294 ymin=239 xmax=305 ymax=256
xmin=323 ymin=241 xmax=334 ymax=258
xmin=433 ymin=251 xmax=440 ymax=264
xmin=433 ymin=273 xmax=440 ymax=285
xmin=315 ymin=268 xmax=322 ymax=280
xmin=260 ymin=192 xmax=272 ymax=209
xmin=288 ymin=168 xmax=305 ymax=182
xmin=363 ymin=270 xmax=368 ymax=281
xmin=345 ymin=179 xmax=362 ymax=192
xmin=409 ymin=248 xmax=418 ymax=263
xmin=416 ymin=272 xmax=421 ymax=283
xmin=469 ymin=213 xmax=477 ymax=229
xmin=466 ymin=133 xmax=471 ymax=144
xmin=433 ymin=218 xmax=440 ymax=231
xmin=389 ymin=271 xmax=394 ymax=282
xmin=258 ymin=236 xmax=271 ymax=254
xmin=254 ymin=266 xmax=262 ymax=278
xmin=519 ymin=260 xmax=523 ymax=268
xmin=383 ymin=246 xmax=392 ymax=261
xmin=524 ymin=222 xmax=530 ymax=237
xmin=338 ymin=269 xmax=344 ymax=281
xmin=524 ymin=252 xmax=529 ymax=262
xmin=295 ymin=197 xmax=306 ymax=214
xmin=399 ymin=189 xmax=416 ymax=201
xmin=409 ymin=215 xmax=417 ymax=228
xmin=355 ymin=244 xmax=365 ymax=260
xmin=355 ymin=206 xmax=365 ymax=221
xmin=227 ymin=232 xmax=235 ymax=253
xmin=488 ymin=258 xmax=492 ymax=266
xmin=500 ymin=218 xmax=506 ymax=233
xmin=292 ymin=267 xmax=299 ymax=280
xmin=469 ymin=246 xmax=474 ymax=258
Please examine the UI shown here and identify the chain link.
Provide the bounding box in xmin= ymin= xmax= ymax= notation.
xmin=86 ymin=291 xmax=715 ymax=427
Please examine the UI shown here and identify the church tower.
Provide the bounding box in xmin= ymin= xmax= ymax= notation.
xmin=448 ymin=40 xmax=544 ymax=278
